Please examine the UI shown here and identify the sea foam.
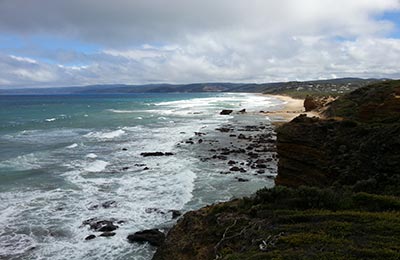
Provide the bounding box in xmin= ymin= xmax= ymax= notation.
xmin=84 ymin=129 xmax=125 ymax=139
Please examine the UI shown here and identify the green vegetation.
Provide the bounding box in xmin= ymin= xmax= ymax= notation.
xmin=154 ymin=186 xmax=400 ymax=260
xmin=324 ymin=80 xmax=400 ymax=123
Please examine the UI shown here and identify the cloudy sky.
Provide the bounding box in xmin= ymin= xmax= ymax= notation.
xmin=0 ymin=0 xmax=400 ymax=88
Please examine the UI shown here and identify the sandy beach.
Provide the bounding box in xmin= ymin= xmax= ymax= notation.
xmin=262 ymin=94 xmax=319 ymax=122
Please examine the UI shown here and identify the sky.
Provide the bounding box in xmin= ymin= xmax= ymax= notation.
xmin=0 ymin=0 xmax=400 ymax=88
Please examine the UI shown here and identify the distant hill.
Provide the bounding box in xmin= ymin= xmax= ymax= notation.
xmin=0 ymin=78 xmax=388 ymax=95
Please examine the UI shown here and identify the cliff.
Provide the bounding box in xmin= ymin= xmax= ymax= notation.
xmin=276 ymin=80 xmax=400 ymax=195
xmin=153 ymin=81 xmax=400 ymax=260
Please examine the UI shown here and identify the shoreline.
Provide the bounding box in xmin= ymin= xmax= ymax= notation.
xmin=261 ymin=94 xmax=319 ymax=122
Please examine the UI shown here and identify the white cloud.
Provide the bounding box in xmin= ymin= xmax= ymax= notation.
xmin=9 ymin=55 xmax=37 ymax=64
xmin=0 ymin=0 xmax=400 ymax=87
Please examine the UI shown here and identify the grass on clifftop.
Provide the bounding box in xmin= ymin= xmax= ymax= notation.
xmin=208 ymin=186 xmax=400 ymax=260
xmin=154 ymin=186 xmax=400 ymax=260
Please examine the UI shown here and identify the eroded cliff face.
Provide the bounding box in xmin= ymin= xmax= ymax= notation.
xmin=276 ymin=81 xmax=400 ymax=195
xmin=152 ymin=81 xmax=400 ymax=260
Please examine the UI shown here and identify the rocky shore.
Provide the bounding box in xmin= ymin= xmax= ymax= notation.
xmin=152 ymin=80 xmax=400 ymax=260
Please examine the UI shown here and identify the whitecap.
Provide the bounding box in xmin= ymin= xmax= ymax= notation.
xmin=66 ymin=143 xmax=78 ymax=149
xmin=84 ymin=160 xmax=108 ymax=172
xmin=107 ymin=109 xmax=139 ymax=114
xmin=0 ymin=153 xmax=42 ymax=170
xmin=84 ymin=129 xmax=125 ymax=139
xmin=85 ymin=153 xmax=97 ymax=159
xmin=45 ymin=118 xmax=56 ymax=122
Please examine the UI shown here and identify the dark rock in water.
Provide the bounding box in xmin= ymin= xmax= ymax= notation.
xmin=228 ymin=160 xmax=236 ymax=165
xmin=169 ymin=210 xmax=182 ymax=219
xmin=195 ymin=132 xmax=206 ymax=136
xmin=82 ymin=218 xmax=119 ymax=232
xmin=257 ymin=170 xmax=265 ymax=174
xmin=236 ymin=177 xmax=249 ymax=182
xmin=229 ymin=166 xmax=242 ymax=172
xmin=143 ymin=167 xmax=149 ymax=170
xmin=140 ymin=152 xmax=174 ymax=157
xmin=82 ymin=217 xmax=97 ymax=226
xmin=122 ymin=148 xmax=128 ymax=151
xmin=216 ymin=127 xmax=232 ymax=132
xmin=238 ymin=134 xmax=247 ymax=139
xmin=248 ymin=152 xmax=259 ymax=158
xmin=220 ymin=109 xmax=233 ymax=115
xmin=88 ymin=204 xmax=99 ymax=210
xmin=100 ymin=232 xmax=116 ymax=237
xmin=238 ymin=109 xmax=246 ymax=113
xmin=146 ymin=208 xmax=166 ymax=214
xmin=85 ymin=234 xmax=96 ymax=240
xmin=127 ymin=229 xmax=165 ymax=247
xmin=98 ymin=222 xmax=119 ymax=232
xmin=135 ymin=163 xmax=146 ymax=167
xmin=198 ymin=139 xmax=203 ymax=144
xmin=256 ymin=164 xmax=267 ymax=169
xmin=213 ymin=155 xmax=228 ymax=161
xmin=185 ymin=140 xmax=194 ymax=144
xmin=122 ymin=167 xmax=130 ymax=171
xmin=102 ymin=200 xmax=117 ymax=209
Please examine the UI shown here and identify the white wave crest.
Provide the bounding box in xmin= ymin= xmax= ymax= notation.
xmin=107 ymin=109 xmax=138 ymax=113
xmin=84 ymin=129 xmax=125 ymax=139
xmin=66 ymin=143 xmax=78 ymax=149
xmin=84 ymin=160 xmax=108 ymax=172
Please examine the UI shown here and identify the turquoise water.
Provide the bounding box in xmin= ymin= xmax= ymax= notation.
xmin=0 ymin=93 xmax=281 ymax=260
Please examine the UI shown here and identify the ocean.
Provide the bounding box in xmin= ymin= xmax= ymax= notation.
xmin=0 ymin=92 xmax=283 ymax=260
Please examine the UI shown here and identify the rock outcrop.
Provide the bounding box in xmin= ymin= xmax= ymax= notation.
xmin=277 ymin=81 xmax=400 ymax=195
xmin=304 ymin=95 xmax=336 ymax=113
xmin=220 ymin=109 xmax=233 ymax=115
xmin=128 ymin=229 xmax=165 ymax=247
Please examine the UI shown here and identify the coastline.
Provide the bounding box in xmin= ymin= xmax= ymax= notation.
xmin=261 ymin=94 xmax=319 ymax=122
xmin=153 ymin=81 xmax=400 ymax=260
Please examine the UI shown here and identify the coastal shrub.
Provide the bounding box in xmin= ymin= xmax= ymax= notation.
xmin=352 ymin=178 xmax=377 ymax=193
xmin=351 ymin=192 xmax=400 ymax=211
xmin=253 ymin=186 xmax=342 ymax=211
